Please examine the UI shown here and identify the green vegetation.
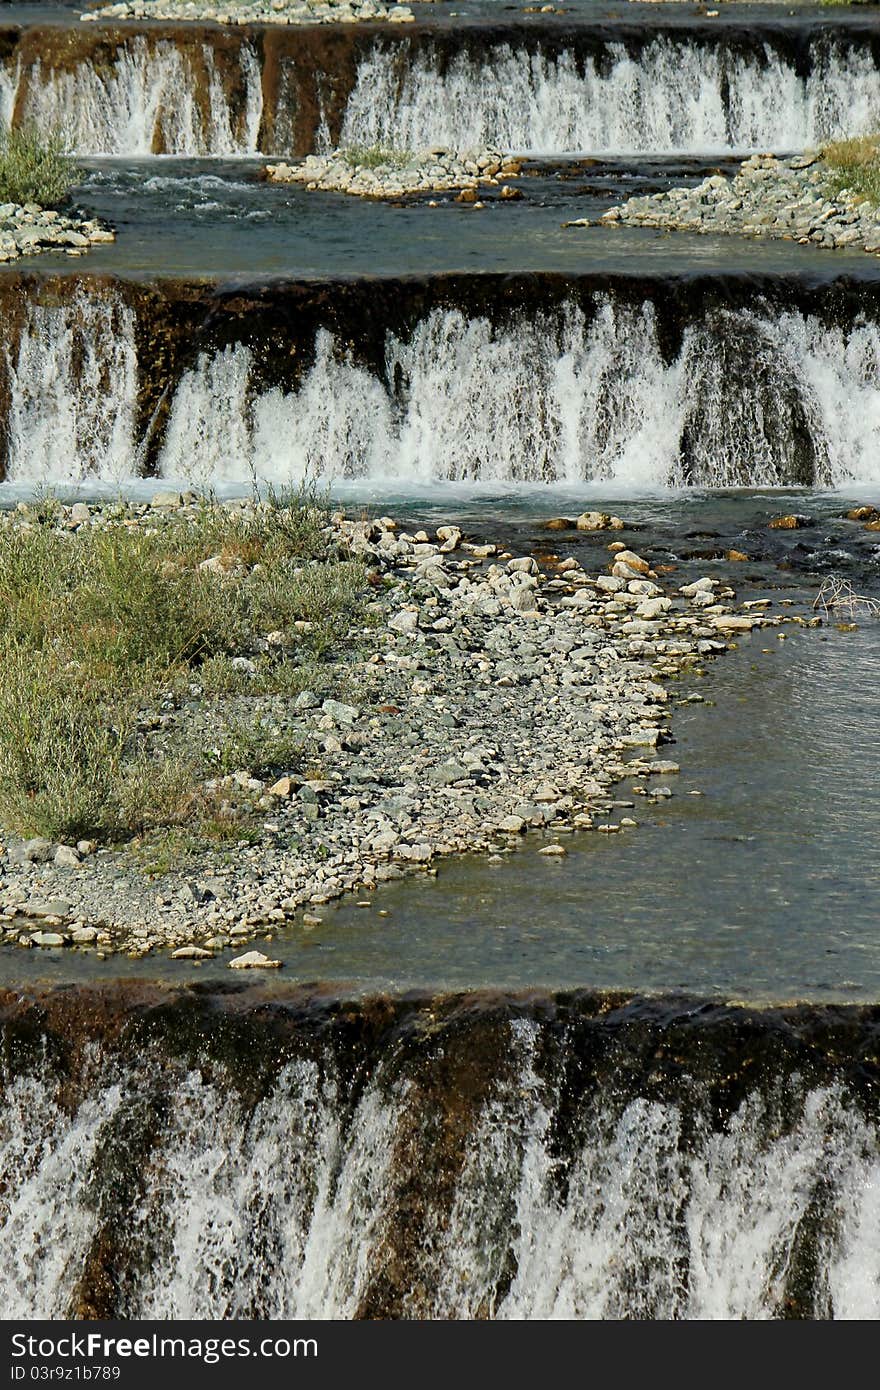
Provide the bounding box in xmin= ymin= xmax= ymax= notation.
xmin=822 ymin=134 xmax=880 ymax=205
xmin=0 ymin=124 xmax=81 ymax=208
xmin=339 ymin=144 xmax=414 ymax=170
xmin=0 ymin=494 xmax=367 ymax=845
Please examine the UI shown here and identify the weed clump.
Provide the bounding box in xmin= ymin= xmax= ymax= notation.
xmin=339 ymin=144 xmax=414 ymax=171
xmin=821 ymin=134 xmax=880 ymax=205
xmin=0 ymin=125 xmax=81 ymax=208
xmin=0 ymin=493 xmax=367 ymax=844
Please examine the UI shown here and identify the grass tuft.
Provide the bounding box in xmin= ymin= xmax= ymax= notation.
xmin=0 ymin=492 xmax=367 ymax=845
xmin=338 ymin=144 xmax=414 ymax=171
xmin=0 ymin=124 xmax=81 ymax=208
xmin=821 ymin=133 xmax=880 ymax=205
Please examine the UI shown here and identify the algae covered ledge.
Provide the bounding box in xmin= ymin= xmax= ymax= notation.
xmin=0 ymin=493 xmax=801 ymax=963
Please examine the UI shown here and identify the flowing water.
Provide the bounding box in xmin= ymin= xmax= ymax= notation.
xmin=5 ymin=13 xmax=880 ymax=156
xmin=4 ymin=279 xmax=880 ymax=490
xmin=1 ymin=986 xmax=879 ymax=1319
xmin=337 ymin=36 xmax=880 ymax=156
xmin=2 ymin=3 xmax=880 ymax=1321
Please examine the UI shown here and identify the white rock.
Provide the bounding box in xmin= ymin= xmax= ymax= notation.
xmin=389 ymin=609 xmax=419 ymax=634
xmin=679 ymin=578 xmax=717 ymax=595
xmin=229 ymin=950 xmax=282 ymax=969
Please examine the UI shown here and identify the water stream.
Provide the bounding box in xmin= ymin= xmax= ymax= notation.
xmin=2 ymin=3 xmax=880 ymax=1322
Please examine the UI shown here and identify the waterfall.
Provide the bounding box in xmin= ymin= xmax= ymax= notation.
xmin=9 ymin=37 xmax=263 ymax=156
xmin=338 ymin=38 xmax=880 ymax=156
xmin=1 ymin=999 xmax=878 ymax=1320
xmin=4 ymin=287 xmax=880 ymax=490
xmin=156 ymin=302 xmax=880 ymax=490
xmin=4 ymin=289 xmax=139 ymax=484
xmin=131 ymin=1062 xmax=406 ymax=1320
xmin=2 ymin=31 xmax=880 ymax=157
xmin=0 ymin=1057 xmax=127 ymax=1321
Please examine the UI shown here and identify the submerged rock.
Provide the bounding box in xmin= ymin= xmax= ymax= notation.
xmin=229 ymin=950 xmax=282 ymax=969
xmin=769 ymin=514 xmax=813 ymax=530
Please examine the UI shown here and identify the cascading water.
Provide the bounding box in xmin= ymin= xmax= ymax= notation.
xmin=338 ymin=38 xmax=880 ymax=156
xmin=2 ymin=31 xmax=880 ymax=157
xmin=156 ymin=303 xmax=880 ymax=490
xmin=2 ymin=990 xmax=878 ymax=1320
xmin=5 ymin=289 xmax=880 ymax=489
xmin=6 ymin=37 xmax=263 ymax=156
xmin=4 ymin=290 xmax=139 ymax=483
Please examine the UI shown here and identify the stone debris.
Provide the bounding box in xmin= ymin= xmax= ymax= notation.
xmin=0 ymin=500 xmax=802 ymax=960
xmin=0 ymin=204 xmax=115 ymax=264
xmin=570 ymin=153 xmax=880 ymax=258
xmin=265 ymin=148 xmax=523 ymax=200
xmin=84 ymin=0 xmax=418 ymax=23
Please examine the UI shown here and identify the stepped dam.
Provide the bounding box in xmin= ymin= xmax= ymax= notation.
xmin=3 ymin=983 xmax=879 ymax=1320
xmin=3 ymin=15 xmax=880 ymax=156
xmin=2 ymin=271 xmax=880 ymax=489
xmin=3 ymin=1 xmax=880 ymax=1329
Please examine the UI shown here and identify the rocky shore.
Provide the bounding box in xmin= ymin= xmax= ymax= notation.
xmin=0 ymin=205 xmax=115 ymax=263
xmin=83 ymin=0 xmax=417 ymax=22
xmin=0 ymin=500 xmax=804 ymax=964
xmin=265 ymin=148 xmax=523 ymax=201
xmin=572 ymin=153 xmax=880 ymax=256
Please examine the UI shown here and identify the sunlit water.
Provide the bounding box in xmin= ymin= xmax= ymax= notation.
xmin=20 ymin=157 xmax=880 ymax=280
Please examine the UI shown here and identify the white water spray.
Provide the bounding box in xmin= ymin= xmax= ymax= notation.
xmin=9 ymin=38 xmax=262 ymax=156
xmin=339 ymin=39 xmax=880 ymax=156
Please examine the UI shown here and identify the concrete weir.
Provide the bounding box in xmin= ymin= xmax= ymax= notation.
xmin=3 ymin=10 xmax=880 ymax=155
xmin=1 ymin=981 xmax=879 ymax=1318
xmin=2 ymin=269 xmax=880 ymax=486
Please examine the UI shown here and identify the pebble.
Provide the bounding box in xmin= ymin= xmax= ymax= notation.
xmin=229 ymin=950 xmax=282 ymax=969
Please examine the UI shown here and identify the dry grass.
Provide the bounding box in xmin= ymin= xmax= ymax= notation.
xmin=821 ymin=134 xmax=880 ymax=205
xmin=339 ymin=144 xmax=414 ymax=170
xmin=812 ymin=575 xmax=880 ymax=620
xmin=0 ymin=124 xmax=81 ymax=208
xmin=0 ymin=494 xmax=367 ymax=843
